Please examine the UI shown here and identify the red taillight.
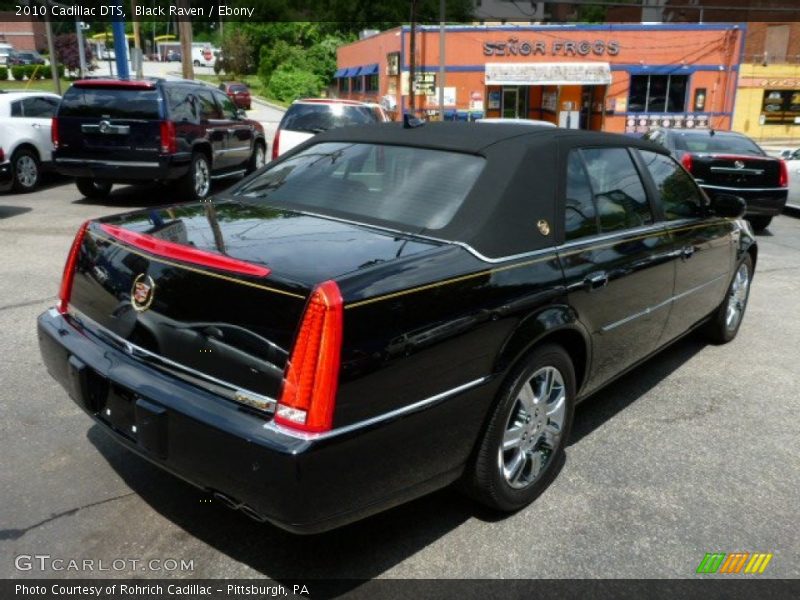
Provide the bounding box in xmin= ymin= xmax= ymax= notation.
xmin=276 ymin=280 xmax=343 ymax=433
xmin=779 ymin=159 xmax=788 ymax=188
xmin=680 ymin=153 xmax=693 ymax=173
xmin=58 ymin=220 xmax=90 ymax=314
xmin=160 ymin=120 xmax=177 ymax=154
xmin=51 ymin=117 xmax=59 ymax=149
xmin=271 ymin=129 xmax=280 ymax=160
xmin=99 ymin=223 xmax=271 ymax=277
xmin=0 ymin=147 xmax=4 ymax=162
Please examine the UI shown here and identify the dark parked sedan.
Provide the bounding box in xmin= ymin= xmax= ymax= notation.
xmin=6 ymin=50 xmax=46 ymax=66
xmin=643 ymin=127 xmax=788 ymax=231
xmin=38 ymin=123 xmax=756 ymax=533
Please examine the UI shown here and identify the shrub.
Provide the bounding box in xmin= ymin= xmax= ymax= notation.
xmin=11 ymin=66 xmax=25 ymax=81
xmin=267 ymin=67 xmax=322 ymax=103
xmin=0 ymin=67 xmax=7 ymax=81
xmin=57 ymin=64 xmax=65 ymax=78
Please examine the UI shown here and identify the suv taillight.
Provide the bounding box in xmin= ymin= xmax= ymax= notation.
xmin=0 ymin=147 xmax=4 ymax=162
xmin=779 ymin=159 xmax=788 ymax=188
xmin=275 ymin=280 xmax=343 ymax=433
xmin=271 ymin=129 xmax=280 ymax=160
xmin=160 ymin=120 xmax=177 ymax=154
xmin=58 ymin=221 xmax=90 ymax=314
xmin=680 ymin=153 xmax=693 ymax=173
xmin=51 ymin=117 xmax=59 ymax=149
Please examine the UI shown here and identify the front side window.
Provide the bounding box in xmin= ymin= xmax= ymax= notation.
xmin=581 ymin=148 xmax=653 ymax=232
xmin=628 ymin=75 xmax=688 ymax=113
xmin=196 ymin=90 xmax=221 ymax=120
xmin=213 ymin=90 xmax=238 ymax=119
xmin=564 ymin=150 xmax=598 ymax=241
xmin=234 ymin=142 xmax=485 ymax=231
xmin=639 ymin=150 xmax=705 ymax=220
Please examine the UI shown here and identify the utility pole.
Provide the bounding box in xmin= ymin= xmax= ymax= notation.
xmin=438 ymin=0 xmax=445 ymax=120
xmin=409 ymin=0 xmax=417 ymax=115
xmin=131 ymin=0 xmax=143 ymax=78
xmin=43 ymin=11 xmax=60 ymax=95
xmin=177 ymin=0 xmax=194 ymax=80
xmin=75 ymin=20 xmax=87 ymax=78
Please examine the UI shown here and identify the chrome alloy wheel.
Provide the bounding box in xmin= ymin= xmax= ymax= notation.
xmin=15 ymin=154 xmax=38 ymax=189
xmin=194 ymin=157 xmax=210 ymax=197
xmin=499 ymin=366 xmax=566 ymax=489
xmin=725 ymin=262 xmax=750 ymax=331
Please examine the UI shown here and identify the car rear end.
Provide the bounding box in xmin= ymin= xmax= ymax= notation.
xmin=226 ymin=84 xmax=251 ymax=110
xmin=271 ymin=99 xmax=384 ymax=159
xmin=52 ymin=79 xmax=189 ymax=184
xmin=675 ymin=131 xmax=788 ymax=217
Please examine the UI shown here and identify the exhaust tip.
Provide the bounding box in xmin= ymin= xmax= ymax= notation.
xmin=212 ymin=491 xmax=241 ymax=511
xmin=239 ymin=504 xmax=268 ymax=523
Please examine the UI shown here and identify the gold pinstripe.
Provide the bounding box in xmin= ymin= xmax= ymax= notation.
xmin=89 ymin=231 xmax=306 ymax=300
xmin=345 ymin=219 xmax=732 ymax=310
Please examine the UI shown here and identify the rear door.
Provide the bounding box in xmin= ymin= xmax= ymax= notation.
xmin=558 ymin=145 xmax=675 ymax=394
xmin=212 ymin=89 xmax=251 ymax=170
xmin=19 ymin=95 xmax=59 ymax=161
xmin=195 ymin=88 xmax=229 ymax=169
xmin=637 ymin=150 xmax=734 ymax=342
xmin=56 ymin=82 xmax=163 ymax=163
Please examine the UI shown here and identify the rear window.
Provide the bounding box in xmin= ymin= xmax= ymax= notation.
xmin=234 ymin=142 xmax=485 ymax=231
xmin=59 ymin=87 xmax=161 ymax=119
xmin=673 ymin=132 xmax=765 ymax=156
xmin=280 ymin=104 xmax=379 ymax=133
xmin=229 ymin=84 xmax=248 ymax=93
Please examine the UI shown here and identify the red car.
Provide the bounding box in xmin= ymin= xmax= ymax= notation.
xmin=219 ymin=82 xmax=251 ymax=110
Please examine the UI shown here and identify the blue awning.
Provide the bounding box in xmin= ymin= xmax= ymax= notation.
xmin=345 ymin=67 xmax=360 ymax=77
xmin=360 ymin=63 xmax=379 ymax=76
xmin=334 ymin=68 xmax=348 ymax=78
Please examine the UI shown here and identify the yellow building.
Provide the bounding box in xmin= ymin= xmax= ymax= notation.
xmin=733 ymin=63 xmax=800 ymax=141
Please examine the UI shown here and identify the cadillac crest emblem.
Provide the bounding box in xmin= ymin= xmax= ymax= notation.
xmin=131 ymin=273 xmax=156 ymax=312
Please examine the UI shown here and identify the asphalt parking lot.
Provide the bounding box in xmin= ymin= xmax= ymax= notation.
xmin=1 ymin=179 xmax=799 ymax=582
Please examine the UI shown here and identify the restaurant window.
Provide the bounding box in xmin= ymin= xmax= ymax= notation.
xmin=352 ymin=76 xmax=363 ymax=92
xmin=628 ymin=74 xmax=688 ymax=113
xmin=338 ymin=77 xmax=349 ymax=94
xmin=761 ymin=89 xmax=800 ymax=125
xmin=365 ymin=74 xmax=379 ymax=93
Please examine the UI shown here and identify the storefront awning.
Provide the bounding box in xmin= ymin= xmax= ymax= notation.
xmin=485 ymin=62 xmax=612 ymax=86
xmin=334 ymin=68 xmax=348 ymax=78
xmin=360 ymin=63 xmax=379 ymax=76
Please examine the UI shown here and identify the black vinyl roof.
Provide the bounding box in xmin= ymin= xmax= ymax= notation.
xmin=276 ymin=122 xmax=669 ymax=259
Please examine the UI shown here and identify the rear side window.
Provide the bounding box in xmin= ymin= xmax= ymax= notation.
xmin=581 ymin=148 xmax=653 ymax=232
xmin=59 ymin=87 xmax=161 ymax=119
xmin=280 ymin=104 xmax=379 ymax=133
xmin=639 ymin=150 xmax=705 ymax=220
xmin=234 ymin=142 xmax=485 ymax=231
xmin=213 ymin=90 xmax=237 ymax=119
xmin=564 ymin=150 xmax=598 ymax=241
xmin=165 ymin=87 xmax=195 ymax=122
xmin=196 ymin=90 xmax=221 ymax=120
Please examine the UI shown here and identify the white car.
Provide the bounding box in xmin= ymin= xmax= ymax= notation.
xmin=0 ymin=43 xmax=14 ymax=66
xmin=784 ymin=149 xmax=800 ymax=205
xmin=0 ymin=92 xmax=61 ymax=193
xmin=272 ymin=98 xmax=390 ymax=159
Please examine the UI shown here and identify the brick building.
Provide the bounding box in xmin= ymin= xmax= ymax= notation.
xmin=336 ymin=23 xmax=743 ymax=135
xmin=0 ymin=14 xmax=47 ymax=52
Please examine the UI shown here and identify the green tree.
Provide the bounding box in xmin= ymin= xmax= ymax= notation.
xmin=220 ymin=29 xmax=253 ymax=77
xmin=267 ymin=67 xmax=323 ymax=102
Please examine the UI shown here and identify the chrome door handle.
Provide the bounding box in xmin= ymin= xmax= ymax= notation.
xmin=584 ymin=271 xmax=609 ymax=291
xmin=32 ymin=123 xmax=42 ymax=128
xmin=681 ymin=245 xmax=695 ymax=259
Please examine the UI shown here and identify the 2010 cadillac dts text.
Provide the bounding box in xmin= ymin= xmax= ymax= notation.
xmin=37 ymin=123 xmax=756 ymax=533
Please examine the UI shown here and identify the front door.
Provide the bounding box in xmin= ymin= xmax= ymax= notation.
xmin=559 ymin=145 xmax=676 ymax=394
xmin=502 ymin=87 xmax=521 ymax=119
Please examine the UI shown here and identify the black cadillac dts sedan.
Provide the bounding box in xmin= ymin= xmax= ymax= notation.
xmin=38 ymin=122 xmax=756 ymax=533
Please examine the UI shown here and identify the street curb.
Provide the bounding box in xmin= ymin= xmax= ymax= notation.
xmin=784 ymin=204 xmax=800 ymax=218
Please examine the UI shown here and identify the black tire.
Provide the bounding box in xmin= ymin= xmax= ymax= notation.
xmin=193 ymin=60 xmax=201 ymax=67
xmin=703 ymin=254 xmax=753 ymax=344
xmin=177 ymin=152 xmax=211 ymax=201
xmin=246 ymin=141 xmax=266 ymax=174
xmin=465 ymin=344 xmax=576 ymax=512
xmin=747 ymin=216 xmax=772 ymax=232
xmin=11 ymin=147 xmax=40 ymax=193
xmin=76 ymin=178 xmax=112 ymax=199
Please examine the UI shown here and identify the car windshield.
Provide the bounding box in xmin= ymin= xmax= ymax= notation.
xmin=233 ymin=142 xmax=485 ymax=231
xmin=59 ymin=87 xmax=161 ymax=119
xmin=674 ymin=132 xmax=765 ymax=156
xmin=280 ymin=104 xmax=379 ymax=133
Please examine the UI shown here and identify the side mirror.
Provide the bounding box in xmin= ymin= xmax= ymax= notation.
xmin=236 ymin=108 xmax=247 ymax=120
xmin=710 ymin=193 xmax=746 ymax=219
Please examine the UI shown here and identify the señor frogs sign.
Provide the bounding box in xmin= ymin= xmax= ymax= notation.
xmin=484 ymin=37 xmax=620 ymax=57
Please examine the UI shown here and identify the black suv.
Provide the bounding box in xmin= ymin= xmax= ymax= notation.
xmin=53 ymin=78 xmax=267 ymax=201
